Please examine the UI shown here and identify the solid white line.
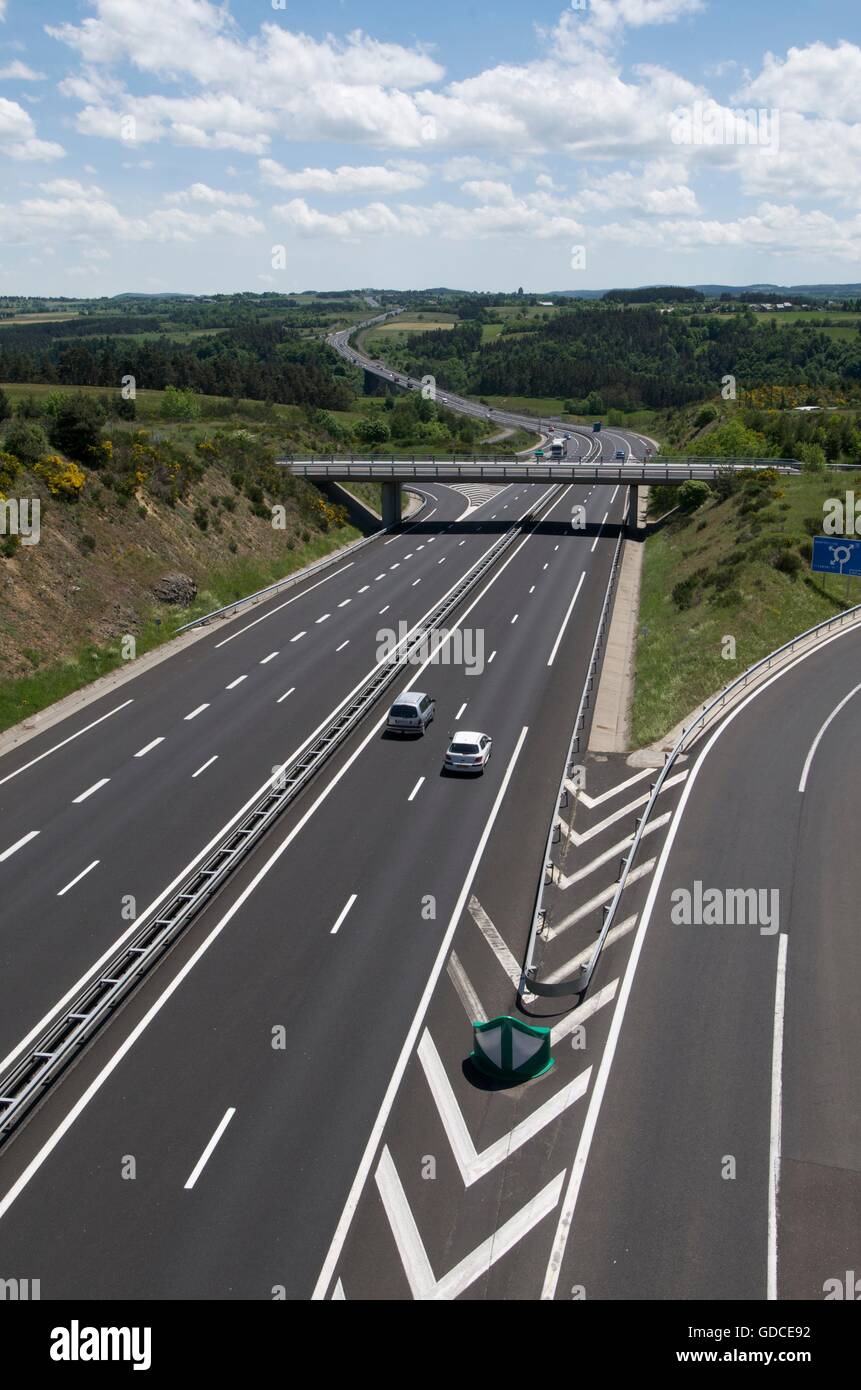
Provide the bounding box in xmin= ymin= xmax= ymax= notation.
xmin=407 ymin=777 xmax=425 ymax=802
xmin=336 ymin=641 xmax=350 ymax=652
xmin=0 ymin=489 xmax=549 ymax=1102
xmin=798 ymin=680 xmax=861 ymax=792
xmin=0 ymin=830 xmax=40 ymax=863
xmin=541 ymin=634 xmax=854 ymax=1299
xmin=73 ymin=778 xmax=109 ymax=804
xmin=192 ymin=756 xmax=218 ymax=778
xmin=290 ymin=632 xmax=306 ymax=643
xmin=184 ymin=704 xmax=209 ymax=721
xmin=590 ymin=512 xmax=609 ymax=552
xmin=330 ymin=894 xmax=357 ymax=936
xmin=260 ymin=652 xmax=279 ymax=664
xmin=313 ymin=725 xmax=530 ymax=1298
xmin=225 ymin=676 xmax=247 ymax=690
xmin=57 ymin=860 xmax=100 ymax=897
xmin=134 ymin=737 xmax=164 ymax=758
xmin=184 ymin=1108 xmax=236 ymax=1190
xmin=768 ymin=933 xmax=788 ymax=1300
xmin=213 ymin=565 xmax=354 ymax=647
xmin=455 ymin=702 xmax=467 ymax=720
xmin=547 ymin=572 xmax=585 ymax=667
xmin=0 ymin=700 xmax=133 ymax=789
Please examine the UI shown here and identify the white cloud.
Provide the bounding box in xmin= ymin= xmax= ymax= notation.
xmin=577 ymin=159 xmax=700 ymax=214
xmin=259 ymin=158 xmax=428 ymax=194
xmin=602 ymin=202 xmax=861 ymax=260
xmin=0 ymin=96 xmax=64 ymax=160
xmin=0 ymin=177 xmax=263 ymax=245
xmin=550 ymin=0 xmax=705 ymax=59
xmin=0 ymin=61 xmax=46 ymax=81
xmin=273 ymin=193 xmax=582 ymax=242
xmin=165 ymin=181 xmax=256 ymax=207
xmin=737 ymin=41 xmax=861 ymax=122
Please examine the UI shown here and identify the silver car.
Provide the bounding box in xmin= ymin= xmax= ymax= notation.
xmin=386 ymin=691 xmax=436 ymax=736
xmin=443 ymin=731 xmax=492 ymax=774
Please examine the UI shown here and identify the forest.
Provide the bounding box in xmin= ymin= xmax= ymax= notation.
xmin=397 ymin=305 xmax=861 ymax=411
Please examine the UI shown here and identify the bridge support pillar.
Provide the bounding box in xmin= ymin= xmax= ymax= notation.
xmin=382 ymin=480 xmax=403 ymax=527
xmin=625 ymin=484 xmax=642 ymax=538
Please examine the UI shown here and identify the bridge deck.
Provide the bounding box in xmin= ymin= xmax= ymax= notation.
xmin=283 ymin=458 xmax=797 ymax=485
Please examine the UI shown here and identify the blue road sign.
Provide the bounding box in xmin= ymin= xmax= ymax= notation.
xmin=812 ymin=536 xmax=861 ymax=577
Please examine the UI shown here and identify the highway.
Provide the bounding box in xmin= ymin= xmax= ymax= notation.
xmin=0 ymin=439 xmax=637 ymax=1295
xmin=327 ymin=313 xmax=650 ymax=464
xmin=0 ymin=315 xmax=849 ymax=1307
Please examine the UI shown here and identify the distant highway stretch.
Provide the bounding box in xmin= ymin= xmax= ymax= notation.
xmin=327 ymin=311 xmax=653 ymax=463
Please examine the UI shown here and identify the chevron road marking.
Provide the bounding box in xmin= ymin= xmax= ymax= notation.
xmin=468 ymin=896 xmax=523 ymax=990
xmin=550 ymin=980 xmax=620 ymax=1046
xmin=569 ymin=767 xmax=653 ymax=808
xmin=375 ymin=1144 xmax=565 ymax=1300
xmin=446 ymin=950 xmax=488 ymax=1023
xmin=546 ymin=862 xmax=656 ymax=940
xmin=543 ymin=916 xmax=638 ymax=985
xmin=561 ymin=772 xmax=688 ymax=847
xmin=554 ymin=814 xmax=671 ymax=890
xmin=332 ymin=1279 xmax=346 ymax=1300
xmin=418 ymin=1029 xmax=591 ymax=1186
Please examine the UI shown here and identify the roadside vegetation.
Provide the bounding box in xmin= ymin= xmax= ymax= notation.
xmin=631 ymin=460 xmax=861 ymax=747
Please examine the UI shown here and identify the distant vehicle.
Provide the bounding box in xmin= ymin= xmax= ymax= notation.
xmin=386 ymin=691 xmax=436 ymax=736
xmin=550 ymin=437 xmax=565 ymax=458
xmin=615 ymin=448 xmax=626 ymax=460
xmin=592 ymin=421 xmax=602 ymax=432
xmin=563 ymin=432 xmax=571 ymax=440
xmin=443 ymin=731 xmax=492 ymax=775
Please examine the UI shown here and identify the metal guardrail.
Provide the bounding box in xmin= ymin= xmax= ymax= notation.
xmin=286 ymin=458 xmax=798 ymax=482
xmin=526 ymin=593 xmax=861 ymax=1000
xmin=175 ymin=527 xmax=388 ymax=636
xmin=0 ymin=486 xmax=561 ymax=1149
xmin=521 ymin=524 xmax=627 ymax=996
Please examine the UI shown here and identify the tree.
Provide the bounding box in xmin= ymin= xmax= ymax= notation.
xmin=3 ymin=420 xmax=50 ymax=465
xmin=0 ymin=386 xmax=10 ymax=425
xmin=678 ymin=480 xmax=712 ymax=512
xmin=48 ymin=393 xmax=105 ymax=464
xmin=356 ymin=417 xmax=391 ymax=446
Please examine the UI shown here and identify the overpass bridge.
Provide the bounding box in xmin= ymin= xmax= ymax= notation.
xmin=283 ymin=457 xmax=799 ymax=526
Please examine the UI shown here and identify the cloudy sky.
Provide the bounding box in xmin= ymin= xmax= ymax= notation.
xmin=1 ymin=0 xmax=859 ymax=294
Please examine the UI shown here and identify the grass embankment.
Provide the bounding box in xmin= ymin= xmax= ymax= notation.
xmin=631 ymin=469 xmax=861 ymax=747
xmin=0 ymin=527 xmax=357 ymax=735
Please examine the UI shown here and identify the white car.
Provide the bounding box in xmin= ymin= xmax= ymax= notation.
xmin=443 ymin=731 xmax=492 ymax=774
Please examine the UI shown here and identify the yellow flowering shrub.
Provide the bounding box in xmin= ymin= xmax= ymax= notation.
xmin=34 ymin=455 xmax=86 ymax=499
